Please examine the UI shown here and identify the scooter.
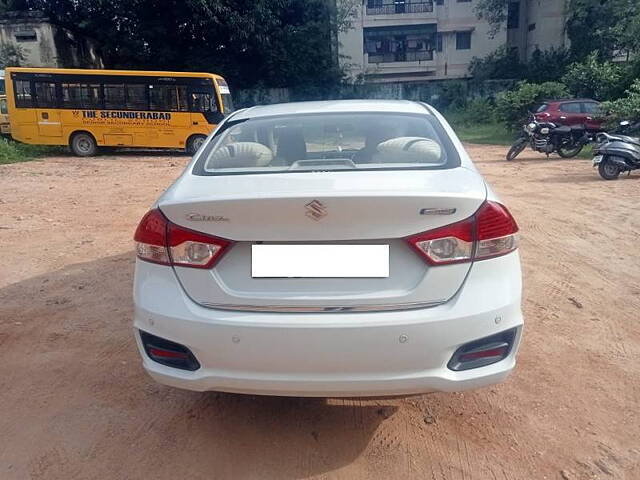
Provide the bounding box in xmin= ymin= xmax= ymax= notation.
xmin=592 ymin=121 xmax=640 ymax=180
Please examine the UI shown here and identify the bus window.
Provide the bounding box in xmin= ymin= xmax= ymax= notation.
xmin=81 ymin=84 xmax=102 ymax=108
xmin=104 ymin=84 xmax=125 ymax=109
xmin=61 ymin=83 xmax=102 ymax=109
xmin=34 ymin=81 xmax=57 ymax=108
xmin=61 ymin=83 xmax=81 ymax=108
xmin=149 ymin=85 xmax=171 ymax=111
xmin=216 ymin=78 xmax=234 ymax=114
xmin=191 ymin=92 xmax=217 ymax=113
xmin=125 ymin=84 xmax=148 ymax=110
xmin=14 ymin=80 xmax=33 ymax=107
xmin=150 ymin=85 xmax=189 ymax=112
xmin=175 ymin=86 xmax=189 ymax=112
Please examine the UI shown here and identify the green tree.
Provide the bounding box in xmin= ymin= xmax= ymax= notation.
xmin=0 ymin=44 xmax=26 ymax=68
xmin=601 ymin=80 xmax=640 ymax=122
xmin=26 ymin=0 xmax=343 ymax=89
xmin=469 ymin=46 xmax=525 ymax=80
xmin=495 ymin=81 xmax=570 ymax=129
xmin=561 ymin=52 xmax=625 ymax=100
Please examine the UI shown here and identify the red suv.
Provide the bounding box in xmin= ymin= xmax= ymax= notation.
xmin=534 ymin=99 xmax=603 ymax=131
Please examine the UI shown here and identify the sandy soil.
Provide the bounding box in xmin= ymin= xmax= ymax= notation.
xmin=0 ymin=146 xmax=639 ymax=480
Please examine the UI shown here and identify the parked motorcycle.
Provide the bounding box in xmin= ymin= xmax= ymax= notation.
xmin=592 ymin=121 xmax=640 ymax=180
xmin=506 ymin=115 xmax=591 ymax=161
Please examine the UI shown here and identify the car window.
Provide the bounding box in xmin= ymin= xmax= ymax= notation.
xmin=535 ymin=104 xmax=548 ymax=113
xmin=582 ymin=102 xmax=601 ymax=114
xmin=559 ymin=102 xmax=581 ymax=113
xmin=193 ymin=112 xmax=460 ymax=175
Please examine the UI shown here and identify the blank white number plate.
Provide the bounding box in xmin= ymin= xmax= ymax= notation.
xmin=251 ymin=245 xmax=389 ymax=278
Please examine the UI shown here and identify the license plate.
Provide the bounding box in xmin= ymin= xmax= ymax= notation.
xmin=593 ymin=155 xmax=603 ymax=165
xmin=251 ymin=244 xmax=390 ymax=278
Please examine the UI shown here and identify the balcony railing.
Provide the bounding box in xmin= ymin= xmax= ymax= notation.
xmin=368 ymin=50 xmax=434 ymax=63
xmin=366 ymin=2 xmax=434 ymax=15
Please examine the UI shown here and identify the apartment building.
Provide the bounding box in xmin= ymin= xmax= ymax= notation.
xmin=339 ymin=0 xmax=568 ymax=83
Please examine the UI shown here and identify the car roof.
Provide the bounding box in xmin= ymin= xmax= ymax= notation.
xmin=232 ymin=100 xmax=432 ymax=120
xmin=542 ymin=98 xmax=599 ymax=104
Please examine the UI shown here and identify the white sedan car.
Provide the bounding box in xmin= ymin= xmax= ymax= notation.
xmin=133 ymin=100 xmax=523 ymax=397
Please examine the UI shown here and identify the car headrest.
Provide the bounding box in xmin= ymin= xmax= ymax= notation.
xmin=373 ymin=137 xmax=442 ymax=164
xmin=208 ymin=142 xmax=273 ymax=169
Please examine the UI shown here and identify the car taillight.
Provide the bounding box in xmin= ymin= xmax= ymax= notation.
xmin=406 ymin=201 xmax=518 ymax=265
xmin=134 ymin=208 xmax=231 ymax=268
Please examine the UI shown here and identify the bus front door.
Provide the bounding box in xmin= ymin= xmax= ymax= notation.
xmin=37 ymin=110 xmax=62 ymax=137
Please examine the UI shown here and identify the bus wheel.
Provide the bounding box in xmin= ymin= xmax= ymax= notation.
xmin=70 ymin=132 xmax=97 ymax=157
xmin=187 ymin=135 xmax=207 ymax=155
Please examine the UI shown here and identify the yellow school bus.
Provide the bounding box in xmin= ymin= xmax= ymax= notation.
xmin=0 ymin=95 xmax=9 ymax=135
xmin=5 ymin=67 xmax=234 ymax=156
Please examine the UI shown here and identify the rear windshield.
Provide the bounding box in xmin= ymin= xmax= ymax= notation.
xmin=193 ymin=112 xmax=459 ymax=175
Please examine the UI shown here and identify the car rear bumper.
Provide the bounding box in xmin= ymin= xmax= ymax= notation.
xmin=133 ymin=252 xmax=523 ymax=397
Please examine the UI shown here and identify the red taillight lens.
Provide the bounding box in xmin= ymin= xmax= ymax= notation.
xmin=474 ymin=201 xmax=519 ymax=260
xmin=134 ymin=209 xmax=171 ymax=265
xmin=406 ymin=201 xmax=518 ymax=265
xmin=134 ymin=209 xmax=231 ymax=269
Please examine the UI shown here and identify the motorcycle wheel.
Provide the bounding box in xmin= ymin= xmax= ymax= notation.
xmin=598 ymin=161 xmax=621 ymax=180
xmin=557 ymin=144 xmax=583 ymax=158
xmin=506 ymin=138 xmax=527 ymax=161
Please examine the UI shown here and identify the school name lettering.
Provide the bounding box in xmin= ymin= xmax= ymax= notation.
xmin=82 ymin=110 xmax=172 ymax=120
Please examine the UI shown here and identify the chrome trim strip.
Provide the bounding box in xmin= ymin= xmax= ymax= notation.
xmin=199 ymin=300 xmax=446 ymax=313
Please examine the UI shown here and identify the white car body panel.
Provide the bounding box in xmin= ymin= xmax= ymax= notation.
xmin=133 ymin=100 xmax=524 ymax=396
xmin=134 ymin=251 xmax=522 ymax=396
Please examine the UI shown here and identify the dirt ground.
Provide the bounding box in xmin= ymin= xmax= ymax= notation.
xmin=0 ymin=145 xmax=639 ymax=480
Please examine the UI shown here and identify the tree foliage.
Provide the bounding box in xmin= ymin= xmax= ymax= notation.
xmin=495 ymin=81 xmax=570 ymax=129
xmin=0 ymin=44 xmax=26 ymax=68
xmin=469 ymin=46 xmax=570 ymax=83
xmin=19 ymin=0 xmax=342 ymax=89
xmin=473 ymin=0 xmax=508 ymax=38
xmin=601 ymin=80 xmax=640 ymax=122
xmin=561 ymin=52 xmax=626 ymax=101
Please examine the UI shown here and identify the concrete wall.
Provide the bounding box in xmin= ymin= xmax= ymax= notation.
xmin=524 ymin=0 xmax=568 ymax=58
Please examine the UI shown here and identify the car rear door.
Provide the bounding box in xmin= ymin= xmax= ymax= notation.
xmin=558 ymin=101 xmax=585 ymax=127
xmin=582 ymin=101 xmax=603 ymax=130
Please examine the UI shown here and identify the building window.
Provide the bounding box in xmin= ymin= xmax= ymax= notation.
xmin=436 ymin=33 xmax=443 ymax=52
xmin=364 ymin=25 xmax=436 ymax=63
xmin=436 ymin=0 xmax=444 ymax=4
xmin=456 ymin=0 xmax=471 ymax=2
xmin=456 ymin=31 xmax=471 ymax=50
xmin=14 ymin=30 xmax=37 ymax=42
xmin=507 ymin=2 xmax=520 ymax=29
xmin=528 ymin=23 xmax=536 ymax=31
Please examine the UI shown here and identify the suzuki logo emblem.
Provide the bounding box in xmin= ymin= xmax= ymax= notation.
xmin=305 ymin=200 xmax=327 ymax=221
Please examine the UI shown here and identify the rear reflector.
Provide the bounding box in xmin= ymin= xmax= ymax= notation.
xmin=406 ymin=201 xmax=518 ymax=265
xmin=448 ymin=328 xmax=517 ymax=371
xmin=134 ymin=208 xmax=231 ymax=269
xmin=139 ymin=330 xmax=200 ymax=371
